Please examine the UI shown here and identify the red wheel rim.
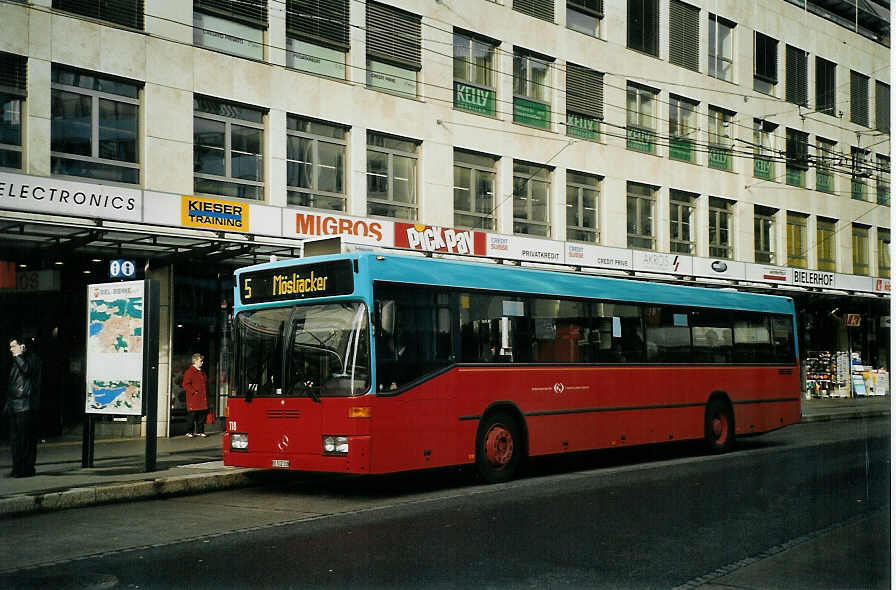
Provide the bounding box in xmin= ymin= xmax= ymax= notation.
xmin=712 ymin=414 xmax=728 ymax=443
xmin=484 ymin=424 xmax=514 ymax=467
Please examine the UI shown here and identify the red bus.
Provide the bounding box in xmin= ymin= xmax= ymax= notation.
xmin=224 ymin=252 xmax=801 ymax=482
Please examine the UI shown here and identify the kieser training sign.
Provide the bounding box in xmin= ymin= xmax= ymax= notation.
xmin=181 ymin=195 xmax=249 ymax=232
xmin=85 ymin=281 xmax=145 ymax=415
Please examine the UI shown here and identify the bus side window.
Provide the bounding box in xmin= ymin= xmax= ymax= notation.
xmin=733 ymin=313 xmax=772 ymax=363
xmin=770 ymin=316 xmax=795 ymax=363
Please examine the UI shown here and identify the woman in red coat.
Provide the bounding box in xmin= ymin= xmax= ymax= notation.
xmin=182 ymin=353 xmax=208 ymax=437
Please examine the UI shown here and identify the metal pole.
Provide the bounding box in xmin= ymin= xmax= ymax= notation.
xmin=144 ymin=279 xmax=160 ymax=472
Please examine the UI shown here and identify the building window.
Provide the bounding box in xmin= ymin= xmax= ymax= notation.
xmin=51 ymin=66 xmax=140 ymax=185
xmin=626 ymin=83 xmax=657 ymax=153
xmin=567 ymin=0 xmax=603 ymax=37
xmin=816 ymin=218 xmax=836 ymax=272
xmin=850 ymin=71 xmax=869 ymax=127
xmin=286 ymin=0 xmax=350 ymax=78
xmin=878 ymin=229 xmax=890 ymax=278
xmin=876 ymin=81 xmax=890 ymax=133
xmin=708 ymin=14 xmax=734 ymax=82
xmin=708 ymin=106 xmax=733 ymax=171
xmin=53 ymin=0 xmax=144 ymax=29
xmin=815 ymin=57 xmax=836 ymax=116
xmin=753 ymin=32 xmax=778 ymax=95
xmin=669 ymin=189 xmax=695 ymax=254
xmin=194 ymin=96 xmax=264 ymax=200
xmin=708 ymin=197 xmax=732 ymax=259
xmin=786 ymin=212 xmax=808 ymax=268
xmin=367 ymin=132 xmax=419 ymax=220
xmin=626 ymin=182 xmax=655 ymax=250
xmin=454 ymin=149 xmax=497 ymax=230
xmin=194 ymin=0 xmax=267 ymax=60
xmin=513 ymin=48 xmax=553 ymax=130
xmin=669 ymin=0 xmax=699 ymax=72
xmin=851 ymin=146 xmax=871 ymax=201
xmin=669 ymin=95 xmax=698 ymax=163
xmin=785 ymin=128 xmax=808 ymax=187
xmin=366 ymin=1 xmax=421 ymax=97
xmin=752 ymin=119 xmax=777 ymax=180
xmin=785 ymin=45 xmax=807 ymax=106
xmin=566 ymin=171 xmax=600 ymax=242
xmin=453 ymin=30 xmax=497 ymax=117
xmin=852 ymin=224 xmax=869 ymax=276
xmin=286 ymin=115 xmax=347 ymax=211
xmin=877 ymin=154 xmax=890 ymax=206
xmin=514 ymin=0 xmax=554 ymax=22
xmin=816 ymin=137 xmax=836 ymax=193
xmin=566 ymin=63 xmax=603 ymax=141
xmin=627 ymin=0 xmax=659 ymax=57
xmin=0 ymin=52 xmax=26 ymax=170
xmin=754 ymin=206 xmax=776 ymax=264
xmin=513 ymin=161 xmax=551 ymax=236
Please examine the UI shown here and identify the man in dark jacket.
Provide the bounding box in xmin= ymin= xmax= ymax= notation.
xmin=6 ymin=337 xmax=40 ymax=478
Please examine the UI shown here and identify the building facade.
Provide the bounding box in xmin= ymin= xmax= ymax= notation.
xmin=0 ymin=0 xmax=890 ymax=437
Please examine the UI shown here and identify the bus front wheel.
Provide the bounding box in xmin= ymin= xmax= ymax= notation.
xmin=705 ymin=398 xmax=735 ymax=453
xmin=476 ymin=412 xmax=522 ymax=484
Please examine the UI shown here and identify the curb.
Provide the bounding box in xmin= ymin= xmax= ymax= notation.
xmin=801 ymin=410 xmax=890 ymax=424
xmin=0 ymin=469 xmax=256 ymax=518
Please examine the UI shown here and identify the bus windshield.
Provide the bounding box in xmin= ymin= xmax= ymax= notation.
xmin=235 ymin=302 xmax=370 ymax=398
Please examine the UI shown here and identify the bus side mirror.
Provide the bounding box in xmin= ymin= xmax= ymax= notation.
xmin=379 ymin=300 xmax=396 ymax=336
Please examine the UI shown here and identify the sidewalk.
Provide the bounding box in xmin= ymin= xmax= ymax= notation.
xmin=0 ymin=396 xmax=889 ymax=520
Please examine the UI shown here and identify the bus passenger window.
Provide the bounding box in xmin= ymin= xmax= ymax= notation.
xmin=770 ymin=316 xmax=795 ymax=363
xmin=645 ymin=306 xmax=691 ymax=363
xmin=591 ymin=303 xmax=644 ymax=363
xmin=733 ymin=314 xmax=772 ymax=363
xmin=691 ymin=310 xmax=733 ymax=363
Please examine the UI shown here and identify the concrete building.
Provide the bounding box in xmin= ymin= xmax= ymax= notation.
xmin=0 ymin=0 xmax=889 ymax=437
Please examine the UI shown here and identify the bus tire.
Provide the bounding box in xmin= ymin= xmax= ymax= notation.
xmin=476 ymin=411 xmax=522 ymax=484
xmin=705 ymin=397 xmax=735 ymax=453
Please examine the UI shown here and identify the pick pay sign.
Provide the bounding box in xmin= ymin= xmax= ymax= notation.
xmin=394 ymin=223 xmax=486 ymax=256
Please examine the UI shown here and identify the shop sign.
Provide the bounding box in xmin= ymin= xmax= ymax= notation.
xmin=287 ymin=38 xmax=345 ymax=79
xmin=0 ymin=269 xmax=60 ymax=292
xmin=632 ymin=251 xmax=693 ymax=275
xmin=626 ymin=127 xmax=654 ymax=153
xmin=692 ymin=257 xmax=745 ymax=280
xmin=0 ymin=171 xmax=141 ymax=222
xmin=194 ymin=12 xmax=263 ymax=60
xmin=394 ymin=223 xmax=486 ymax=256
xmin=816 ymin=171 xmax=833 ymax=192
xmin=792 ymin=270 xmax=835 ymax=288
xmin=367 ymin=60 xmax=417 ymax=97
xmin=566 ymin=112 xmax=599 ymax=141
xmin=754 ymin=157 xmax=773 ymax=180
xmin=109 ymin=259 xmax=137 ymax=279
xmin=708 ymin=146 xmax=731 ymax=170
xmin=669 ymin=138 xmax=693 ymax=162
xmin=284 ymin=210 xmax=395 ymax=247
xmin=454 ymin=81 xmax=496 ymax=117
xmin=513 ymin=97 xmax=551 ymax=130
xmin=486 ymin=233 xmax=563 ymax=264
xmin=786 ymin=167 xmax=805 ymax=187
xmin=745 ymin=265 xmax=789 ymax=284
xmin=565 ymin=243 xmax=632 ymax=271
xmin=85 ymin=280 xmax=145 ymax=416
xmin=845 ymin=314 xmax=861 ymax=327
xmin=181 ymin=195 xmax=249 ymax=232
xmin=873 ymin=278 xmax=891 ymax=293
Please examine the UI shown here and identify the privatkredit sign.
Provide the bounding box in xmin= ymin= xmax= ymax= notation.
xmin=0 ymin=171 xmax=141 ymax=222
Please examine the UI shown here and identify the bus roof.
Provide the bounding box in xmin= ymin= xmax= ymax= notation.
xmin=235 ymin=252 xmax=796 ymax=315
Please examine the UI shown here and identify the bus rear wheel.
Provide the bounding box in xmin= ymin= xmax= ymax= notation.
xmin=705 ymin=398 xmax=735 ymax=453
xmin=476 ymin=412 xmax=522 ymax=484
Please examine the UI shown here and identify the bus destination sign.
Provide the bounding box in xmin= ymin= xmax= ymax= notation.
xmin=239 ymin=260 xmax=354 ymax=304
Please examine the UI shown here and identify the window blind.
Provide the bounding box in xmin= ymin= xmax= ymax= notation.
xmin=850 ymin=70 xmax=869 ymax=127
xmin=785 ymin=129 xmax=809 ymax=170
xmin=0 ymin=52 xmax=26 ymax=96
xmin=194 ymin=0 xmax=268 ymax=28
xmin=366 ymin=1 xmax=422 ymax=70
xmin=754 ymin=32 xmax=777 ymax=83
xmin=875 ymin=81 xmax=889 ymax=133
xmin=513 ymin=0 xmax=554 ymax=23
xmin=815 ymin=57 xmax=836 ymax=115
xmin=566 ymin=63 xmax=604 ymax=120
xmin=53 ymin=0 xmax=144 ymax=29
xmin=785 ymin=45 xmax=807 ymax=106
xmin=669 ymin=0 xmax=699 ymax=72
xmin=286 ymin=0 xmax=349 ymax=50
xmin=627 ymin=0 xmax=659 ymax=56
xmin=568 ymin=0 xmax=603 ymax=18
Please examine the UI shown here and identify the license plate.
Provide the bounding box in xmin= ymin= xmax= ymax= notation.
xmin=272 ymin=459 xmax=290 ymax=469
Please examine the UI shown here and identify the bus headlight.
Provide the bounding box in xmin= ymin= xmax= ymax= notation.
xmin=230 ymin=433 xmax=249 ymax=450
xmin=323 ymin=435 xmax=349 ymax=456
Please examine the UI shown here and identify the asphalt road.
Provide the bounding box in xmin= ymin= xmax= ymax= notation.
xmin=0 ymin=418 xmax=888 ymax=590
